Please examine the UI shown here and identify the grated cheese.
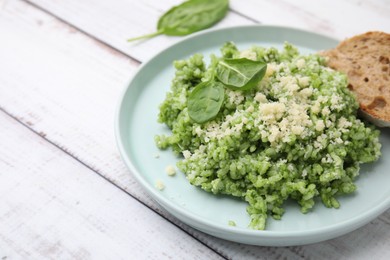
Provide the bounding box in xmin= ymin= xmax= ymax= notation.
xmin=155 ymin=180 xmax=165 ymax=190
xmin=165 ymin=165 xmax=176 ymax=176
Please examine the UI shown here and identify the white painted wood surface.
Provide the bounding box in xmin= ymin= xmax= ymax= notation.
xmin=0 ymin=0 xmax=389 ymax=259
xmin=0 ymin=113 xmax=222 ymax=260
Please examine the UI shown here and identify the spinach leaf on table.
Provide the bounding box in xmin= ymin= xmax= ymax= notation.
xmin=128 ymin=0 xmax=229 ymax=42
xmin=216 ymin=58 xmax=267 ymax=90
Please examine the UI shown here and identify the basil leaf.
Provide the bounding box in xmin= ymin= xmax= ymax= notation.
xmin=188 ymin=81 xmax=225 ymax=124
xmin=215 ymin=58 xmax=267 ymax=90
xmin=128 ymin=0 xmax=229 ymax=42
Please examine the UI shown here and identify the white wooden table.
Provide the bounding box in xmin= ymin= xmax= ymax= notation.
xmin=1 ymin=0 xmax=389 ymax=259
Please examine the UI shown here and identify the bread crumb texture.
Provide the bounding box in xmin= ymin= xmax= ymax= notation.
xmin=321 ymin=31 xmax=390 ymax=123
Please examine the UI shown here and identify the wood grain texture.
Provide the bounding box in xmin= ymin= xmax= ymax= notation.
xmin=0 ymin=1 xmax=302 ymax=259
xmin=26 ymin=0 xmax=390 ymax=63
xmin=1 ymin=0 xmax=390 ymax=259
xmin=230 ymin=0 xmax=390 ymax=40
xmin=0 ymin=113 xmax=224 ymax=260
xmin=25 ymin=0 xmax=253 ymax=62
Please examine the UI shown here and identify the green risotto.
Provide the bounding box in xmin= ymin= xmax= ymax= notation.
xmin=155 ymin=42 xmax=381 ymax=230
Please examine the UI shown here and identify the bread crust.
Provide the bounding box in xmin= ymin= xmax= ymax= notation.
xmin=321 ymin=31 xmax=390 ymax=124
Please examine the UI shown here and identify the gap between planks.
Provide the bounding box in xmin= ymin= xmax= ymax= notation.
xmin=23 ymin=0 xmax=259 ymax=62
xmin=0 ymin=106 xmax=229 ymax=260
xmin=0 ymin=2 xmax=282 ymax=258
xmin=21 ymin=0 xmax=142 ymax=64
xmin=22 ymin=0 xmax=261 ymax=64
xmin=0 ymin=111 xmax=225 ymax=260
xmin=2 ymin=0 xmax=389 ymax=258
xmin=0 ymin=1 xmax=231 ymax=258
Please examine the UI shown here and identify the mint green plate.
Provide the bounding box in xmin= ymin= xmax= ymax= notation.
xmin=116 ymin=25 xmax=390 ymax=246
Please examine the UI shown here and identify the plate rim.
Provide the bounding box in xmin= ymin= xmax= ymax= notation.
xmin=115 ymin=24 xmax=390 ymax=245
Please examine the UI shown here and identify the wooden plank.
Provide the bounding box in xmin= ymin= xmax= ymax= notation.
xmin=1 ymin=0 xmax=389 ymax=258
xmin=345 ymin=0 xmax=390 ymax=17
xmin=0 ymin=113 xmax=224 ymax=260
xmin=230 ymin=0 xmax=390 ymax=39
xmin=25 ymin=0 xmax=253 ymax=62
xmin=292 ymin=212 xmax=390 ymax=260
xmin=27 ymin=0 xmax=390 ymax=64
xmin=0 ymin=1 xmax=300 ymax=259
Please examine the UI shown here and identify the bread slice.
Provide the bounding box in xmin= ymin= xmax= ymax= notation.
xmin=321 ymin=31 xmax=390 ymax=127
